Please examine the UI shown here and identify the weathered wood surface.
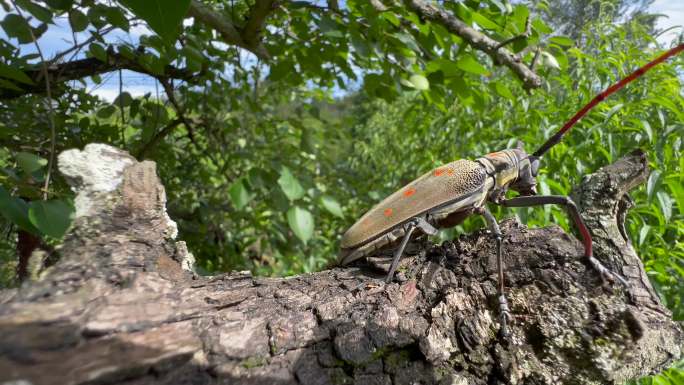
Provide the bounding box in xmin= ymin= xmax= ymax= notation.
xmin=0 ymin=144 xmax=681 ymax=385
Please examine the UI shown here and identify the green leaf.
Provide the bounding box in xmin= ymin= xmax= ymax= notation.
xmin=119 ymin=0 xmax=190 ymax=43
xmin=665 ymin=178 xmax=684 ymax=214
xmin=44 ymin=0 xmax=73 ymax=10
xmin=510 ymin=4 xmax=529 ymax=29
xmin=638 ymin=224 xmax=650 ymax=246
xmin=278 ymin=167 xmax=305 ymax=201
xmin=0 ymin=63 xmax=34 ymax=85
xmin=97 ymin=105 xmax=117 ymax=119
xmin=16 ymin=152 xmax=47 ymax=173
xmin=471 ymin=12 xmax=500 ymax=30
xmin=88 ymin=5 xmax=108 ymax=29
xmin=603 ymin=103 xmax=623 ymax=121
xmin=651 ymin=375 xmax=671 ymax=385
xmin=381 ymin=12 xmax=400 ymax=27
xmin=549 ymin=36 xmax=574 ymax=47
xmin=489 ymin=0 xmax=507 ymax=13
xmin=494 ymin=81 xmax=514 ymax=100
xmin=228 ymin=179 xmax=252 ymax=210
xmin=0 ymin=185 xmax=38 ymax=234
xmin=28 ymin=200 xmax=74 ymax=238
xmin=114 ymin=91 xmax=133 ymax=107
xmin=320 ymin=195 xmax=343 ymax=218
xmin=426 ymin=58 xmax=459 ymax=77
xmin=16 ymin=0 xmax=53 ymax=23
xmin=647 ymin=170 xmax=661 ymax=202
xmin=641 ymin=119 xmax=653 ymax=143
xmin=455 ymin=54 xmax=489 ymax=75
xmin=106 ymin=7 xmax=130 ymax=31
xmin=0 ymin=78 xmax=23 ymax=91
xmin=407 ymin=74 xmax=429 ymax=90
xmin=319 ymin=15 xmax=343 ymax=38
xmin=69 ymin=9 xmax=89 ymax=32
xmin=287 ymin=205 xmax=314 ymax=244
xmin=1 ymin=14 xmax=33 ymax=44
xmin=89 ymin=43 xmax=108 ymax=61
xmin=531 ymin=17 xmax=552 ymax=34
xmin=541 ymin=51 xmax=560 ymax=70
xmin=656 ymin=191 xmax=672 ymax=222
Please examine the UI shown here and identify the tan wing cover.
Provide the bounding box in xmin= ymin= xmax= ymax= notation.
xmin=341 ymin=159 xmax=486 ymax=249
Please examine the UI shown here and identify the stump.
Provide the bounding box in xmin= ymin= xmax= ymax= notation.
xmin=0 ymin=144 xmax=681 ymax=385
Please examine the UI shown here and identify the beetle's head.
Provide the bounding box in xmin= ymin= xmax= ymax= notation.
xmin=482 ymin=143 xmax=539 ymax=197
xmin=508 ymin=144 xmax=540 ymax=196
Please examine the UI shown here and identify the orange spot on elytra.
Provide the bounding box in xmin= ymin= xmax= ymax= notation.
xmin=434 ymin=168 xmax=445 ymax=176
xmin=384 ymin=208 xmax=393 ymax=217
xmin=403 ymin=188 xmax=416 ymax=197
xmin=446 ymin=168 xmax=454 ymax=175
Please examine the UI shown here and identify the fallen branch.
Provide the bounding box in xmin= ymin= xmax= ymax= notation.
xmin=0 ymin=145 xmax=680 ymax=385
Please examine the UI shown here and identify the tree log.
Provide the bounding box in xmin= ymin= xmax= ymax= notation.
xmin=0 ymin=144 xmax=681 ymax=385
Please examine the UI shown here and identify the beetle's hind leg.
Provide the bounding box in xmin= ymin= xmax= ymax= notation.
xmin=478 ymin=207 xmax=510 ymax=337
xmin=385 ymin=217 xmax=438 ymax=283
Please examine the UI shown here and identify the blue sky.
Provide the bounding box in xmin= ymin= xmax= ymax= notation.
xmin=1 ymin=1 xmax=682 ymax=101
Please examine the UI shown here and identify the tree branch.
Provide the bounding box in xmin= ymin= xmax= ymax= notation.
xmin=0 ymin=145 xmax=680 ymax=385
xmin=135 ymin=117 xmax=183 ymax=159
xmin=242 ymin=0 xmax=277 ymax=51
xmin=187 ymin=0 xmax=272 ymax=59
xmin=0 ymin=53 xmax=196 ymax=100
xmin=402 ymin=0 xmax=543 ymax=89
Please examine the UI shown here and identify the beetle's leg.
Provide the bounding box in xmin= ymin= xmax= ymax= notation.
xmin=500 ymin=195 xmax=628 ymax=287
xmin=386 ymin=217 xmax=438 ymax=283
xmin=479 ymin=207 xmax=510 ymax=337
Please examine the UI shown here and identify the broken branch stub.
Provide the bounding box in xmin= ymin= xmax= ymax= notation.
xmin=0 ymin=144 xmax=681 ymax=385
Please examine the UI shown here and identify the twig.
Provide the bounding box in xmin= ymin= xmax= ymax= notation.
xmin=118 ymin=69 xmax=126 ymax=125
xmin=49 ymin=26 xmax=116 ymax=66
xmin=135 ymin=118 xmax=183 ymax=158
xmin=10 ymin=1 xmax=56 ymax=200
xmin=494 ymin=16 xmax=531 ymax=51
xmin=529 ymin=47 xmax=542 ymax=72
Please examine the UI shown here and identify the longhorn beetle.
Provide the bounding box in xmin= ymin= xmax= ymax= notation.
xmin=338 ymin=43 xmax=684 ymax=336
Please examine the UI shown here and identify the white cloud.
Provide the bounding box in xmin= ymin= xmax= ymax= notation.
xmin=90 ymin=85 xmax=158 ymax=102
xmin=651 ymin=0 xmax=684 ymax=45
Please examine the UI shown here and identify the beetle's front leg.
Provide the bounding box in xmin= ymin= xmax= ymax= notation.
xmin=385 ymin=217 xmax=438 ymax=283
xmin=499 ymin=195 xmax=628 ymax=287
xmin=476 ymin=206 xmax=510 ymax=337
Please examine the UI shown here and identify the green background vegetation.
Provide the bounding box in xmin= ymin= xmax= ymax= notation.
xmin=0 ymin=0 xmax=682 ymax=383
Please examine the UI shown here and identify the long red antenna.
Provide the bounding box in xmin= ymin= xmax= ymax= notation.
xmin=533 ymin=43 xmax=684 ymax=158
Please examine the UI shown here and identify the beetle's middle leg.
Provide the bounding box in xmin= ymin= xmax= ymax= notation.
xmin=385 ymin=217 xmax=438 ymax=283
xmin=476 ymin=206 xmax=510 ymax=337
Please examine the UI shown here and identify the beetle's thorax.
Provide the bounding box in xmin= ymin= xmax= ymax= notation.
xmin=477 ymin=148 xmax=537 ymax=202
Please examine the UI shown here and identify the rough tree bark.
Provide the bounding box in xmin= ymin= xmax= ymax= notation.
xmin=0 ymin=144 xmax=681 ymax=385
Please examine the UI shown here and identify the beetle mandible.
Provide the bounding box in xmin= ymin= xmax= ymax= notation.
xmin=338 ymin=43 xmax=684 ymax=336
